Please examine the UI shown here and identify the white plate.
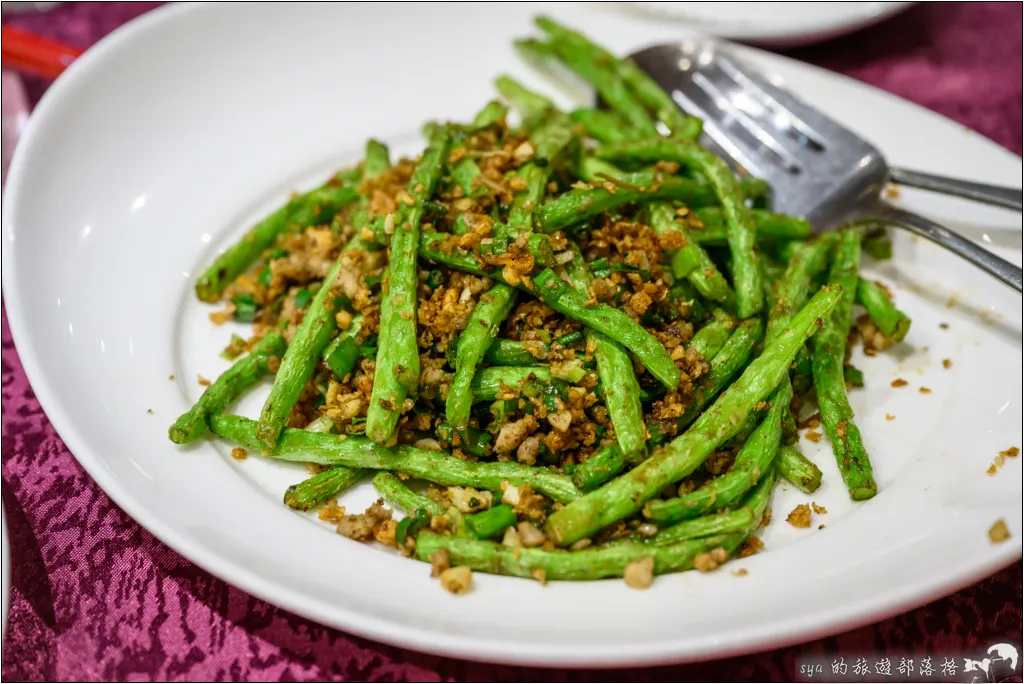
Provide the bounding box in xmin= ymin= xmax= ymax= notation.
xmin=2 ymin=2 xmax=1021 ymax=668
xmin=623 ymin=2 xmax=916 ymax=47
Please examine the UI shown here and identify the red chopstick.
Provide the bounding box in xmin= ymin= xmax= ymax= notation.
xmin=2 ymin=25 xmax=83 ymax=80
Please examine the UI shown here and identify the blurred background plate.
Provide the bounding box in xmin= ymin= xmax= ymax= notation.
xmin=623 ymin=2 xmax=916 ymax=47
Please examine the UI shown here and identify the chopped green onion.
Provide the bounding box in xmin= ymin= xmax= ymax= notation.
xmin=325 ymin=337 xmax=361 ymax=380
xmin=293 ymin=289 xmax=312 ymax=311
xmin=232 ymin=293 xmax=259 ymax=322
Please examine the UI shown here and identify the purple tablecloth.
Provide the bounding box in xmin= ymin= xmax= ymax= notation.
xmin=2 ymin=3 xmax=1021 ymax=681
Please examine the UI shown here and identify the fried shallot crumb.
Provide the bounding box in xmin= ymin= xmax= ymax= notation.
xmin=624 ymin=556 xmax=655 ymax=588
xmin=787 ymin=504 xmax=812 ymax=528
xmin=531 ymin=568 xmax=548 ymax=585
xmin=318 ymin=501 xmax=346 ymax=524
xmin=732 ymin=568 xmax=748 ymax=577
xmin=805 ymin=430 xmax=822 ymax=443
xmin=886 ymin=413 xmax=896 ymax=421
xmin=919 ymin=386 xmax=932 ymax=394
xmin=440 ymin=566 xmax=473 ymax=594
xmin=891 ymin=378 xmax=908 ymax=387
xmin=197 ymin=374 xmax=211 ymax=387
xmin=230 ymin=447 xmax=247 ymax=460
xmin=939 ymin=322 xmax=950 ymax=329
xmin=811 ymin=502 xmax=827 ymax=515
xmin=989 ymin=519 xmax=1011 ymax=543
xmin=737 ymin=535 xmax=764 ymax=558
xmin=693 ymin=546 xmax=729 ymax=572
xmin=336 ymin=500 xmax=392 ymax=541
xmin=429 ymin=549 xmax=451 ymax=577
xmin=942 ymin=359 xmax=952 ymax=369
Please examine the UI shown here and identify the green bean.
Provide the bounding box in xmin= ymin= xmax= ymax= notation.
xmin=592 ymin=330 xmax=647 ymax=463
xmin=364 ymin=139 xmax=391 ymax=178
xmin=284 ymin=466 xmax=366 ymax=511
xmin=415 ymin=473 xmax=772 ymax=581
xmin=569 ymin=108 xmax=632 ymax=143
xmin=470 ymin=100 xmax=508 ymax=130
xmin=596 ymin=138 xmax=763 ymax=317
xmin=687 ymin=311 xmax=736 ymax=359
xmin=693 ymin=208 xmax=814 ymax=245
xmin=372 ymin=471 xmax=447 ymax=517
xmin=777 ymin=446 xmax=823 ymax=494
xmin=571 ymin=443 xmax=625 ymax=492
xmin=536 ymin=169 xmax=717 ymax=232
xmin=367 ymin=127 xmax=451 ymax=445
xmin=646 ymin=376 xmax=791 ymax=525
xmin=211 ymin=414 xmax=582 ymax=504
xmin=647 ymin=201 xmax=735 ymax=304
xmin=447 ymin=284 xmax=518 ymax=428
xmin=257 ymin=258 xmax=345 ymax=448
xmin=557 ymin=244 xmax=647 ymax=465
xmin=465 ymin=504 xmax=517 ymax=539
xmin=482 ymin=339 xmax=549 ymax=366
xmin=856 ymin=278 xmax=911 ymax=342
xmin=767 ymin=235 xmax=836 ymax=341
xmin=194 ymin=173 xmax=361 ymax=303
xmin=470 ymin=367 xmax=551 ymax=403
xmin=813 ymin=230 xmax=877 ymax=501
xmin=530 ymin=268 xmax=680 ymax=389
xmin=544 ymin=285 xmax=840 ymax=546
xmin=452 ymin=158 xmax=487 ymax=199
xmin=168 ymin=332 xmax=287 ymax=444
xmin=321 ymin=314 xmax=364 ymax=381
xmin=506 ymin=113 xmax=575 ymax=238
xmin=537 ymin=35 xmax=658 ymax=138
xmin=675 ymin=318 xmax=765 ymax=431
xmin=649 ymin=481 xmax=764 ymax=546
xmin=863 ymin=231 xmax=893 ymax=260
xmin=536 ymin=17 xmax=701 ymax=139
xmin=494 ymin=74 xmax=554 ymax=131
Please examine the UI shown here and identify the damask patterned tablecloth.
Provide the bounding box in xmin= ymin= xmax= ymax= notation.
xmin=2 ymin=3 xmax=1021 ymax=681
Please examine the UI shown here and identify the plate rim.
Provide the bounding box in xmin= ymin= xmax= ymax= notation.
xmin=1 ymin=1 xmax=1021 ymax=668
xmin=620 ymin=1 xmax=918 ymax=46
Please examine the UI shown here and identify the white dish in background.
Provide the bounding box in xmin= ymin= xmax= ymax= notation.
xmin=1 ymin=2 xmax=1021 ymax=668
xmin=623 ymin=2 xmax=916 ymax=47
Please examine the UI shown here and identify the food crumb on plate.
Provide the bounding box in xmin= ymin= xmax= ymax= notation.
xmin=919 ymin=386 xmax=932 ymax=394
xmin=942 ymin=359 xmax=952 ymax=369
xmin=732 ymin=568 xmax=748 ymax=577
xmin=988 ymin=519 xmax=1010 ymax=544
xmin=811 ymin=502 xmax=827 ymax=515
xmin=939 ymin=322 xmax=949 ymax=330
xmin=988 ymin=446 xmax=1020 ymax=474
xmin=440 ymin=565 xmax=473 ymax=594
xmin=197 ymin=374 xmax=211 ymax=387
xmin=147 ymin=408 xmax=154 ymax=414
xmin=804 ymin=430 xmax=822 ymax=443
xmin=891 ymin=378 xmax=908 ymax=388
xmin=230 ymin=447 xmax=247 ymax=460
xmin=787 ymin=504 xmax=812 ymax=528
xmin=886 ymin=413 xmax=896 ymax=421
xmin=168 ymin=374 xmax=175 ymax=380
